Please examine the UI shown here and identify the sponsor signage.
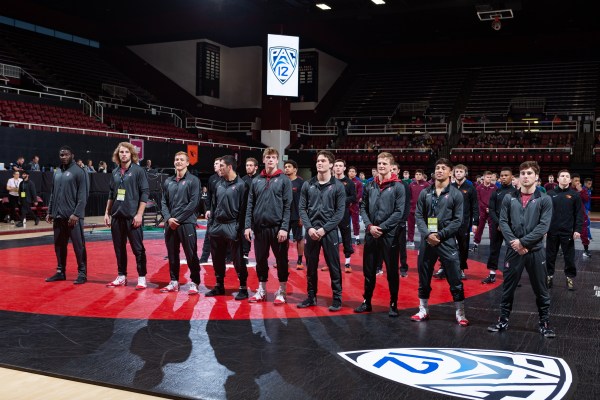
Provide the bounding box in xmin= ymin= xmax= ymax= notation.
xmin=267 ymin=34 xmax=299 ymax=97
xmin=130 ymin=139 xmax=144 ymax=161
xmin=339 ymin=348 xmax=572 ymax=399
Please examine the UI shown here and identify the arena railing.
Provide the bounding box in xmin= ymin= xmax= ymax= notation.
xmin=450 ymin=147 xmax=572 ymax=154
xmin=461 ymin=121 xmax=578 ymax=134
xmin=97 ymin=101 xmax=183 ymax=128
xmin=0 ymin=85 xmax=93 ymax=115
xmin=185 ymin=118 xmax=255 ymax=133
xmin=290 ymin=147 xmax=432 ymax=153
xmin=0 ymin=119 xmax=264 ymax=150
xmin=292 ymin=123 xmax=449 ymax=136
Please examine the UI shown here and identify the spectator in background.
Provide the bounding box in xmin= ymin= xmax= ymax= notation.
xmin=359 ymin=172 xmax=367 ymax=185
xmin=473 ymin=171 xmax=496 ymax=251
xmin=584 ymin=178 xmax=593 ymax=241
xmin=544 ymin=175 xmax=558 ymax=192
xmin=98 ymin=161 xmax=108 ymax=173
xmin=199 ymin=186 xmax=208 ymax=218
xmin=11 ymin=156 xmax=25 ymax=171
xmin=572 ymin=174 xmax=591 ymax=258
xmin=85 ymin=160 xmax=96 ymax=173
xmin=16 ymin=170 xmax=39 ymax=227
xmin=5 ymin=171 xmax=22 ymax=223
xmin=27 ymin=156 xmax=40 ymax=172
xmin=402 ymin=170 xmax=412 ymax=185
xmin=76 ymin=159 xmax=85 ymax=169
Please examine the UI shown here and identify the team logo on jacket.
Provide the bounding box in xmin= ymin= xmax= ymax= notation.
xmin=338 ymin=348 xmax=572 ymax=400
xmin=268 ymin=47 xmax=298 ymax=84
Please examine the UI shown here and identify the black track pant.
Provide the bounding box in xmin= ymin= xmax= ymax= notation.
xmin=200 ymin=222 xmax=212 ymax=260
xmin=546 ymin=234 xmax=576 ymax=278
xmin=363 ymin=233 xmax=400 ymax=304
xmin=210 ymin=235 xmax=247 ymax=287
xmin=254 ymin=226 xmax=289 ymax=282
xmin=53 ymin=217 xmax=87 ymax=277
xmin=500 ymin=249 xmax=550 ymax=322
xmin=242 ymin=236 xmax=251 ymax=257
xmin=111 ymin=217 xmax=147 ymax=277
xmin=165 ymin=223 xmax=200 ymax=284
xmin=417 ymin=239 xmax=464 ymax=302
xmin=8 ymin=195 xmax=19 ymax=220
xmin=20 ymin=202 xmax=37 ymax=221
xmin=487 ymin=223 xmax=504 ymax=271
xmin=398 ymin=225 xmax=409 ymax=274
xmin=338 ymin=209 xmax=354 ymax=258
xmin=305 ymin=229 xmax=342 ymax=301
xmin=456 ymin=225 xmax=471 ymax=270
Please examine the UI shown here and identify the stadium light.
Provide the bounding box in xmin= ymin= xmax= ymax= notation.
xmin=371 ymin=0 xmax=386 ymax=4
xmin=316 ymin=3 xmax=331 ymax=10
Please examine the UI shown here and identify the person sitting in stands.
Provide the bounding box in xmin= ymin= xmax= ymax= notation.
xmin=27 ymin=156 xmax=40 ymax=172
xmin=86 ymin=160 xmax=96 ymax=173
xmin=11 ymin=156 xmax=25 ymax=172
xmin=98 ymin=161 xmax=108 ymax=173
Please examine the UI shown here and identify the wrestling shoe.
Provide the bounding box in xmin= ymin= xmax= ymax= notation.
xmin=488 ymin=317 xmax=509 ymax=332
xmin=248 ymin=288 xmax=267 ymax=303
xmin=106 ymin=275 xmax=127 ymax=287
xmin=411 ymin=306 xmax=429 ymax=322
xmin=160 ymin=281 xmax=179 ymax=292
xmin=273 ymin=288 xmax=287 ymax=305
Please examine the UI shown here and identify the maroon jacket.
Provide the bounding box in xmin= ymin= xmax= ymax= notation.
xmin=409 ymin=179 xmax=430 ymax=212
xmin=476 ymin=183 xmax=496 ymax=209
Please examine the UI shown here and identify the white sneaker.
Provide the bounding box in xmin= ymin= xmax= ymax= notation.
xmin=107 ymin=275 xmax=127 ymax=287
xmin=136 ymin=276 xmax=147 ymax=290
xmin=248 ymin=288 xmax=267 ymax=303
xmin=274 ymin=288 xmax=287 ymax=305
xmin=160 ymin=281 xmax=180 ymax=292
xmin=456 ymin=310 xmax=469 ymax=327
xmin=407 ymin=241 xmax=415 ymax=248
xmin=188 ymin=282 xmax=199 ymax=295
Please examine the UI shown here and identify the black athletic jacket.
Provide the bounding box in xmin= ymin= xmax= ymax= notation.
xmin=489 ymin=183 xmax=519 ymax=225
xmin=245 ymin=169 xmax=292 ymax=232
xmin=452 ymin=180 xmax=479 ymax=228
xmin=360 ymin=175 xmax=406 ymax=238
xmin=299 ymin=175 xmax=346 ymax=234
xmin=48 ymin=161 xmax=89 ymax=219
xmin=18 ymin=179 xmax=37 ymax=204
xmin=210 ymin=175 xmax=249 ymax=241
xmin=337 ymin=175 xmax=356 ymax=208
xmin=499 ymin=189 xmax=553 ymax=252
xmin=289 ymin=177 xmax=304 ymax=221
xmin=108 ymin=163 xmax=149 ymax=219
xmin=416 ymin=183 xmax=464 ymax=241
xmin=401 ymin=180 xmax=410 ymax=224
xmin=547 ymin=186 xmax=583 ymax=236
xmin=161 ymin=171 xmax=200 ymax=225
xmin=205 ymin=173 xmax=221 ymax=212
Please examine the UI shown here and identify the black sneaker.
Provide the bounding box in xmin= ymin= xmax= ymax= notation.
xmin=488 ymin=317 xmax=509 ymax=332
xmin=73 ymin=275 xmax=87 ymax=285
xmin=205 ymin=286 xmax=225 ymax=297
xmin=235 ymin=288 xmax=249 ymax=300
xmin=433 ymin=269 xmax=446 ymax=279
xmin=46 ymin=272 xmax=66 ymax=282
xmin=583 ymin=250 xmax=592 ymax=258
xmin=481 ymin=274 xmax=496 ymax=284
xmin=356 ymin=238 xmax=361 ymax=245
xmin=34 ymin=217 xmax=40 ymax=225
xmin=470 ymin=244 xmax=478 ymax=252
xmin=344 ymin=264 xmax=352 ymax=273
xmin=539 ymin=321 xmax=556 ymax=338
xmin=297 ymin=296 xmax=316 ymax=308
xmin=328 ymin=299 xmax=342 ymax=312
xmin=400 ymin=270 xmax=408 ymax=278
xmin=566 ymin=277 xmax=574 ymax=291
xmin=547 ymin=275 xmax=553 ymax=288
xmin=460 ymin=270 xmax=467 ymax=280
xmin=389 ymin=302 xmax=399 ymax=318
xmin=15 ymin=221 xmax=23 ymax=227
xmin=354 ymin=301 xmax=372 ymax=313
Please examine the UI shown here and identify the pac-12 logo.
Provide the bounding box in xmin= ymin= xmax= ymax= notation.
xmin=338 ymin=348 xmax=572 ymax=399
xmin=268 ymin=47 xmax=297 ymax=84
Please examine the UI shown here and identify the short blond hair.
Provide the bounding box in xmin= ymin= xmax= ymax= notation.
xmin=174 ymin=151 xmax=189 ymax=161
xmin=263 ymin=147 xmax=279 ymax=158
xmin=377 ymin=152 xmax=394 ymax=164
xmin=112 ymin=142 xmax=139 ymax=165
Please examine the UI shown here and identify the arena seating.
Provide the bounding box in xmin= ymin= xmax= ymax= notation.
xmin=106 ymin=114 xmax=195 ymax=140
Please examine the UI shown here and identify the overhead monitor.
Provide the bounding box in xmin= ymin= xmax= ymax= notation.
xmin=266 ymin=34 xmax=299 ymax=97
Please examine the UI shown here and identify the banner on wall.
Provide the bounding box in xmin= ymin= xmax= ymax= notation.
xmin=187 ymin=144 xmax=199 ymax=165
xmin=130 ymin=139 xmax=144 ymax=161
xmin=267 ymin=34 xmax=299 ymax=97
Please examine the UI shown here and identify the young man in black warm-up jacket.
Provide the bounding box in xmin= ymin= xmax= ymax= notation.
xmin=205 ymin=155 xmax=249 ymax=300
xmin=297 ymin=150 xmax=346 ymax=311
xmin=245 ymin=148 xmax=292 ymax=304
xmin=160 ymin=152 xmax=201 ymax=294
xmin=104 ymin=142 xmax=150 ymax=290
xmin=45 ymin=146 xmax=89 ymax=284
xmin=354 ymin=152 xmax=405 ymax=317
xmin=332 ymin=159 xmax=355 ymax=272
xmin=489 ymin=161 xmax=555 ymax=338
xmin=411 ymin=158 xmax=468 ymax=327
xmin=545 ymin=169 xmax=583 ymax=291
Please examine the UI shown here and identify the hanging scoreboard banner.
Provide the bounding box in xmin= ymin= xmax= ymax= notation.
xmin=267 ymin=34 xmax=299 ymax=97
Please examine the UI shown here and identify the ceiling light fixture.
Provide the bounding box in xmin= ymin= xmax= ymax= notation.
xmin=316 ymin=3 xmax=331 ymax=10
xmin=372 ymin=0 xmax=386 ymax=5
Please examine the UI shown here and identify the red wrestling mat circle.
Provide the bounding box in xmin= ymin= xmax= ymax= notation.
xmin=0 ymin=239 xmax=500 ymax=320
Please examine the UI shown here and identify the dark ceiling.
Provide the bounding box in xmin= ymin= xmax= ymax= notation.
xmin=2 ymin=0 xmax=598 ymax=62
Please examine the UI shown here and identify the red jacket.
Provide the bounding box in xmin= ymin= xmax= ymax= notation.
xmin=476 ymin=183 xmax=496 ymax=209
xmin=409 ymin=179 xmax=430 ymax=212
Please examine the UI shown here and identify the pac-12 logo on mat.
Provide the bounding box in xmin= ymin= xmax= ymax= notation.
xmin=338 ymin=348 xmax=572 ymax=399
xmin=268 ymin=47 xmax=297 ymax=84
